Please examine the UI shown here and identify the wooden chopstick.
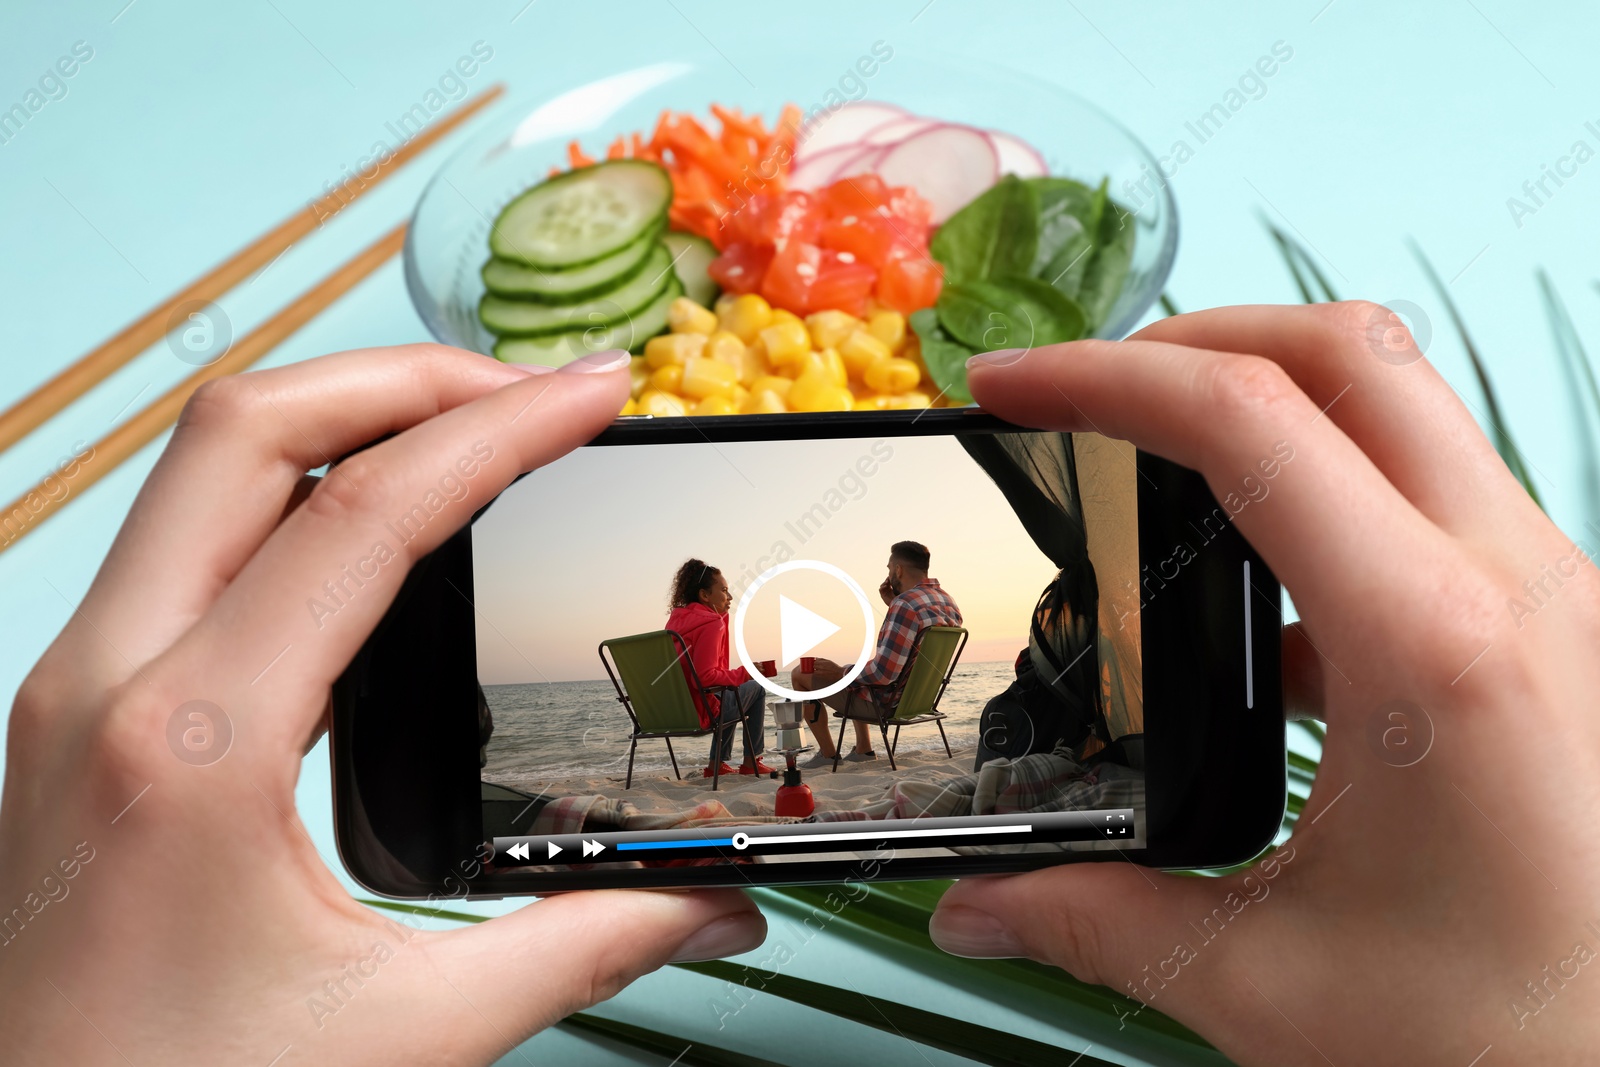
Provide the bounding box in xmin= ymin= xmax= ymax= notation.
xmin=0 ymin=82 xmax=505 ymax=453
xmin=0 ymin=223 xmax=408 ymax=555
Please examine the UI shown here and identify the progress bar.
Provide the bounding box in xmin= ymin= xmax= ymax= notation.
xmin=492 ymin=809 xmax=1136 ymax=867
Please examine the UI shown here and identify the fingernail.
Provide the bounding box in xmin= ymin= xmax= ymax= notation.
xmin=966 ymin=348 xmax=1029 ymax=370
xmin=503 ymin=363 xmax=557 ymax=375
xmin=560 ymin=349 xmax=630 ymax=374
xmin=928 ymin=904 xmax=1026 ymax=958
xmin=669 ymin=913 xmax=766 ymax=962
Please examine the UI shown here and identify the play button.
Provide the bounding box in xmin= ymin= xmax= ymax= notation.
xmin=779 ymin=594 xmax=841 ymax=667
xmin=733 ymin=559 xmax=876 ymax=702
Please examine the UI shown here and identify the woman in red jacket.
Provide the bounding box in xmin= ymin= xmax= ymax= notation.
xmin=665 ymin=559 xmax=776 ymax=778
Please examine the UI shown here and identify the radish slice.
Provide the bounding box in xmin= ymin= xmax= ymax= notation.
xmin=827 ymin=144 xmax=890 ymax=183
xmin=859 ymin=115 xmax=940 ymax=145
xmin=874 ymin=124 xmax=999 ymax=222
xmin=796 ymin=102 xmax=907 ymax=157
xmin=989 ymin=129 xmax=1048 ymax=177
xmin=788 ymin=143 xmax=867 ymax=190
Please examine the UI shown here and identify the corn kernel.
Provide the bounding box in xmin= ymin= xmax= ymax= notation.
xmin=714 ymin=292 xmax=739 ymax=321
xmin=866 ymin=310 xmax=907 ymax=353
xmin=704 ymin=330 xmax=744 ymax=365
xmin=668 ymin=297 xmax=718 ymax=335
xmin=759 ymin=320 xmax=812 ymax=367
xmin=619 ymin=397 xmax=638 ymax=416
xmin=629 ymin=355 xmax=651 ymax=398
xmin=887 ymin=390 xmax=933 ymax=409
xmin=821 ymin=348 xmax=848 ymax=387
xmin=789 ymin=358 xmax=838 ymax=410
xmin=805 ymin=309 xmax=861 ymax=350
xmin=650 ymin=364 xmax=684 ymax=393
xmin=645 ymin=332 xmax=705 ymax=368
xmin=792 ymin=383 xmax=855 ymax=412
xmin=636 ymin=390 xmax=688 ymax=417
xmin=852 ymin=394 xmax=896 ymax=411
xmin=839 ymin=329 xmax=893 ymax=378
xmin=692 ymin=395 xmax=739 ymax=417
xmin=732 ymin=384 xmax=750 ymax=407
xmin=737 ymin=343 xmax=769 ymax=386
xmin=681 ymin=357 xmax=739 ymax=400
xmin=790 ymin=352 xmax=826 ymax=385
xmin=721 ymin=294 xmax=773 ymax=343
xmin=749 ymin=375 xmax=793 ymax=400
xmin=741 ymin=389 xmax=788 ymax=414
xmin=770 ymin=308 xmax=804 ymax=330
xmin=866 ymin=356 xmax=922 ymax=394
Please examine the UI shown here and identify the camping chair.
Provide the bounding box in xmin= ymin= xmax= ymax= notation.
xmin=830 ymin=625 xmax=968 ymax=772
xmin=599 ymin=630 xmax=751 ymax=791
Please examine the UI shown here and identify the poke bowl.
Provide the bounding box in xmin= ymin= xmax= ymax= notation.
xmin=404 ymin=52 xmax=1177 ymax=417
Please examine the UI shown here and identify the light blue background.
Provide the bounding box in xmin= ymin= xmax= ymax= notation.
xmin=2 ymin=2 xmax=1596 ymax=1064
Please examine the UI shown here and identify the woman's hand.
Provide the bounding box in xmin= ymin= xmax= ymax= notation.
xmin=930 ymin=303 xmax=1600 ymax=1065
xmin=0 ymin=346 xmax=765 ymax=1066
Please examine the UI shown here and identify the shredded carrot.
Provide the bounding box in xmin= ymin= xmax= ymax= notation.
xmin=557 ymin=103 xmax=800 ymax=247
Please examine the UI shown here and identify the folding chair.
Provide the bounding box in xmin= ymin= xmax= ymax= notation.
xmin=599 ymin=630 xmax=749 ymax=791
xmin=831 ymin=626 xmax=968 ymax=772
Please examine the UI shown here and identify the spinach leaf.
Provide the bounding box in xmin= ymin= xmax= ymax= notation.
xmin=1038 ymin=178 xmax=1108 ymax=300
xmin=1027 ymin=176 xmax=1099 ymax=274
xmin=909 ymin=307 xmax=974 ymax=405
xmin=928 ymin=175 xmax=1038 ymax=285
xmin=937 ymin=276 xmax=1087 ymax=352
xmin=1075 ymin=197 xmax=1136 ymax=334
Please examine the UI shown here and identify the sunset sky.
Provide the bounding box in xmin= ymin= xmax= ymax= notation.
xmin=471 ymin=433 xmax=1108 ymax=685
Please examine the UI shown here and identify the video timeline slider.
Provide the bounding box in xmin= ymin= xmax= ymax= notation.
xmin=492 ymin=809 xmax=1138 ymax=866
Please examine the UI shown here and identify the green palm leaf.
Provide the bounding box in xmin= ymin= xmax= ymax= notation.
xmin=560 ymin=1011 xmax=788 ymax=1067
xmin=1537 ymin=270 xmax=1600 ymax=517
xmin=681 ymin=958 xmax=1127 ymax=1067
xmin=1409 ymin=241 xmax=1544 ymax=508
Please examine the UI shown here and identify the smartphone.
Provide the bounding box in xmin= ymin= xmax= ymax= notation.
xmin=331 ymin=408 xmax=1284 ymax=899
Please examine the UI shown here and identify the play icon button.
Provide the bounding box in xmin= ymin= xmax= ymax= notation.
xmin=779 ymin=594 xmax=841 ymax=667
xmin=732 ymin=559 xmax=877 ymax=702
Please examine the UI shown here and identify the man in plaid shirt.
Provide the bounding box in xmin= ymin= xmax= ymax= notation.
xmin=791 ymin=541 xmax=962 ymax=764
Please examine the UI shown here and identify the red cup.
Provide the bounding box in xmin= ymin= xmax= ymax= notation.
xmin=758 ymin=659 xmax=777 ymax=677
xmin=800 ymin=656 xmax=816 ymax=674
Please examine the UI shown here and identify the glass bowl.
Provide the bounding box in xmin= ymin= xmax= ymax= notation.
xmin=404 ymin=52 xmax=1177 ymax=357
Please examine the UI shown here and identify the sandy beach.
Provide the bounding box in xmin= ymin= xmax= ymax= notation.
xmin=487 ymin=741 xmax=978 ymax=820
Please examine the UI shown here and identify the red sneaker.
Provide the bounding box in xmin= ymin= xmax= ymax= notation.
xmin=739 ymin=758 xmax=777 ymax=776
xmin=702 ymin=762 xmax=736 ymax=778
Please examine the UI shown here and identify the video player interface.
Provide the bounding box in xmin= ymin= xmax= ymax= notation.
xmin=471 ymin=428 xmax=1145 ymax=873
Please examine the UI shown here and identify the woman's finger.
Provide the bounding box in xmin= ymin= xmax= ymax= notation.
xmin=156 ymin=353 xmax=628 ymax=758
xmin=966 ymin=339 xmax=1453 ymax=649
xmin=1130 ymin=303 xmax=1542 ymax=545
xmin=430 ymin=887 xmax=764 ymax=1050
xmin=55 ymin=345 xmax=541 ymax=692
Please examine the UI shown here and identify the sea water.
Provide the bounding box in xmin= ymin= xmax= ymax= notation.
xmin=482 ymin=660 xmax=1015 ymax=787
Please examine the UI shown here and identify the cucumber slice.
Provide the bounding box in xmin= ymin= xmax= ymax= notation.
xmin=489 ymin=160 xmax=671 ymax=269
xmin=661 ymin=231 xmax=719 ymax=307
xmin=493 ymin=279 xmax=681 ymax=364
xmin=481 ymin=219 xmax=663 ymax=302
xmin=480 ymin=244 xmax=675 ymax=337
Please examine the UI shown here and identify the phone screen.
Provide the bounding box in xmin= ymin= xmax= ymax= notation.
xmin=470 ymin=425 xmax=1145 ymax=873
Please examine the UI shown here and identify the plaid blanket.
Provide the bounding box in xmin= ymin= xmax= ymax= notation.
xmin=811 ymin=747 xmax=1144 ymax=853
